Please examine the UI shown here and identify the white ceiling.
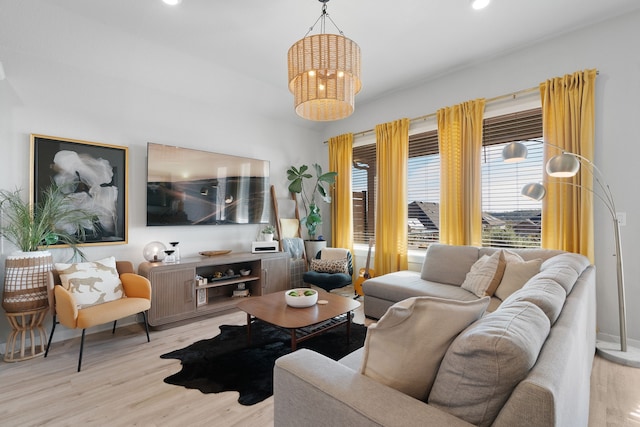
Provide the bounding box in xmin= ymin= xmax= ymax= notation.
xmin=37 ymin=0 xmax=640 ymax=124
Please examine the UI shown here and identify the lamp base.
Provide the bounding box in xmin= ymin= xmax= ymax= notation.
xmin=596 ymin=340 xmax=640 ymax=368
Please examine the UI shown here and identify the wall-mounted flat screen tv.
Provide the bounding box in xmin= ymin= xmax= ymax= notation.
xmin=146 ymin=143 xmax=270 ymax=226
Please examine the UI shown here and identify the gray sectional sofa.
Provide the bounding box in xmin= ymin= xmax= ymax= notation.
xmin=363 ymin=244 xmax=567 ymax=319
xmin=274 ymin=244 xmax=596 ymax=426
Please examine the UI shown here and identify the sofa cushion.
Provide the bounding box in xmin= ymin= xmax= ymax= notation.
xmin=486 ymin=296 xmax=502 ymax=313
xmin=420 ymin=244 xmax=479 ymax=286
xmin=479 ymin=247 xmax=563 ymax=262
xmin=461 ymin=251 xmax=503 ymax=297
xmin=338 ymin=347 xmax=364 ymax=371
xmin=494 ymin=258 xmax=543 ymax=301
xmin=76 ymin=296 xmax=151 ymax=329
xmin=55 ymin=256 xmax=124 ymax=309
xmin=502 ymin=279 xmax=567 ymax=324
xmin=361 ymin=296 xmax=490 ymax=401
xmin=363 ymin=271 xmax=479 ymax=303
xmin=537 ymin=252 xmax=591 ymax=294
xmin=428 ymin=301 xmax=550 ymax=427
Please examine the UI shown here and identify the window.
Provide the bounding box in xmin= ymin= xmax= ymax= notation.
xmin=406 ymin=131 xmax=440 ymax=249
xmin=481 ymin=109 xmax=543 ymax=248
xmin=351 ymin=108 xmax=543 ymax=249
xmin=352 ymin=144 xmax=376 ymax=244
xmin=352 ymin=131 xmax=440 ymax=248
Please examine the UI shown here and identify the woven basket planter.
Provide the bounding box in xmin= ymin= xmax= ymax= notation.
xmin=2 ymin=251 xmax=52 ymax=313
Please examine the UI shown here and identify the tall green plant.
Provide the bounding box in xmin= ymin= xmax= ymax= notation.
xmin=0 ymin=185 xmax=97 ymax=254
xmin=286 ymin=164 xmax=337 ymax=240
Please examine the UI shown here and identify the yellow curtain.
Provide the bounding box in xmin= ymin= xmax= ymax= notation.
xmin=374 ymin=118 xmax=410 ymax=275
xmin=437 ymin=99 xmax=486 ymax=246
xmin=540 ymin=69 xmax=596 ymax=261
xmin=329 ymin=133 xmax=354 ymax=254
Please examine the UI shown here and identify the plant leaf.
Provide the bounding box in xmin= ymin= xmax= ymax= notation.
xmin=318 ymin=171 xmax=337 ymax=184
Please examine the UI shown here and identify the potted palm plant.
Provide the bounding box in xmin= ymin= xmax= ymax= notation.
xmin=286 ymin=164 xmax=337 ymax=257
xmin=0 ymin=185 xmax=97 ymax=312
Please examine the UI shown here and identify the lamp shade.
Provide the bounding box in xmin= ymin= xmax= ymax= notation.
xmin=502 ymin=142 xmax=528 ymax=163
xmin=288 ymin=33 xmax=361 ymax=121
xmin=521 ymin=182 xmax=546 ymax=201
xmin=546 ymin=153 xmax=580 ymax=177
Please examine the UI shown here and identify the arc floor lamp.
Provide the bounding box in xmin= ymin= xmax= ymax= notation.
xmin=503 ymin=140 xmax=640 ymax=368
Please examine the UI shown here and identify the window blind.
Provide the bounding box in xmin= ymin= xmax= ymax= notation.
xmin=351 ymin=107 xmax=543 ymax=248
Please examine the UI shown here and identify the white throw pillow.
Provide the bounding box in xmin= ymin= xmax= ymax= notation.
xmin=502 ymin=249 xmax=524 ymax=264
xmin=320 ymin=247 xmax=349 ymax=260
xmin=55 ymin=256 xmax=124 ymax=308
xmin=461 ymin=251 xmax=502 ymax=297
xmin=494 ymin=258 xmax=543 ymax=301
xmin=360 ymin=296 xmax=490 ymax=401
xmin=484 ymin=250 xmax=523 ymax=296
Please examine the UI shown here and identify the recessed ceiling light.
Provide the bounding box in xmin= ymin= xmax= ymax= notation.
xmin=162 ymin=0 xmax=182 ymax=6
xmin=471 ymin=0 xmax=490 ymax=10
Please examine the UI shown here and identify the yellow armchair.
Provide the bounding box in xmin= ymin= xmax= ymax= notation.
xmin=45 ymin=260 xmax=152 ymax=371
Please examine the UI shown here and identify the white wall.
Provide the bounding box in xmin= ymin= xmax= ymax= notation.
xmin=325 ymin=10 xmax=640 ymax=345
xmin=0 ymin=2 xmax=325 ymax=348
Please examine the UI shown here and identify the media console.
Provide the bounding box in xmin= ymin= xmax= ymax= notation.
xmin=138 ymin=251 xmax=289 ymax=328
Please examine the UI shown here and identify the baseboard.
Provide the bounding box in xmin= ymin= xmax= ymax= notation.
xmin=596 ymin=331 xmax=640 ymax=349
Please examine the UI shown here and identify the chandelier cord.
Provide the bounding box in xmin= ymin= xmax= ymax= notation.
xmin=303 ymin=1 xmax=345 ymax=38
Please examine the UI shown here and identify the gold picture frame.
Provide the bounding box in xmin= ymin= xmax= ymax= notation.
xmin=30 ymin=134 xmax=128 ymax=246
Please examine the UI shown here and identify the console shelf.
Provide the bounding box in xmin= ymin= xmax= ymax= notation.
xmin=196 ymin=275 xmax=260 ymax=290
xmin=138 ymin=251 xmax=289 ymax=328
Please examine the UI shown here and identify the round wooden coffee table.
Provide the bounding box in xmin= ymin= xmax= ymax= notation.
xmin=236 ymin=290 xmax=361 ymax=350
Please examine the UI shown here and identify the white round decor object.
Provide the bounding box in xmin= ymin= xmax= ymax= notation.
xmin=143 ymin=241 xmax=167 ymax=262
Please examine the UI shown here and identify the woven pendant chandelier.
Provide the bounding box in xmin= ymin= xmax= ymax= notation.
xmin=288 ymin=0 xmax=361 ymax=121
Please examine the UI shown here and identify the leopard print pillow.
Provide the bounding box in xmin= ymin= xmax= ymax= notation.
xmin=310 ymin=258 xmax=349 ymax=274
xmin=55 ymin=256 xmax=124 ymax=308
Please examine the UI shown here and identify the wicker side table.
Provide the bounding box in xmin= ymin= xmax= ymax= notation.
xmin=4 ymin=308 xmax=48 ymax=362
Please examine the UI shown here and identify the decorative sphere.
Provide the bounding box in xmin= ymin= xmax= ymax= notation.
xmin=143 ymin=241 xmax=167 ymax=262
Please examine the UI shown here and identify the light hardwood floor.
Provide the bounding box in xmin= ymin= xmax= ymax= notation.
xmin=1 ymin=305 xmax=639 ymax=427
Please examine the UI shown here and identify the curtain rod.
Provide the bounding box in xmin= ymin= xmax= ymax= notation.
xmin=348 ymin=85 xmax=540 ymax=140
xmin=326 ymin=70 xmax=599 ymax=143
